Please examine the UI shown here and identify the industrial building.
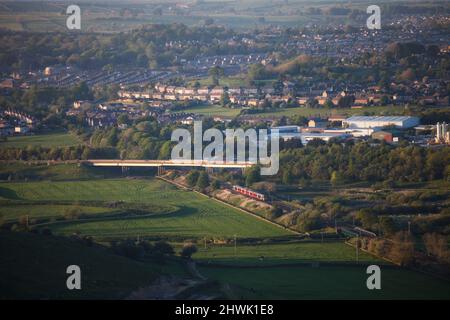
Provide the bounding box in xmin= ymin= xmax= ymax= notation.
xmin=343 ymin=116 xmax=420 ymax=129
xmin=270 ymin=126 xmax=300 ymax=134
xmin=308 ymin=118 xmax=328 ymax=128
xmin=324 ymin=128 xmax=376 ymax=137
xmin=300 ymin=132 xmax=351 ymax=144
xmin=273 ymin=130 xmax=350 ymax=144
xmin=435 ymin=122 xmax=450 ymax=144
xmin=371 ymin=131 xmax=394 ymax=143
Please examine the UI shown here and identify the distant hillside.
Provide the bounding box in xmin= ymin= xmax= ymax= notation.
xmin=0 ymin=231 xmax=182 ymax=299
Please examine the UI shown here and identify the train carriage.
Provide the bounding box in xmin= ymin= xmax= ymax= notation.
xmin=232 ymin=185 xmax=265 ymax=201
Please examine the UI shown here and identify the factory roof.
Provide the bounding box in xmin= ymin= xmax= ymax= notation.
xmin=271 ymin=125 xmax=301 ymax=130
xmin=345 ymin=116 xmax=418 ymax=122
xmin=277 ymin=132 xmax=349 ymax=138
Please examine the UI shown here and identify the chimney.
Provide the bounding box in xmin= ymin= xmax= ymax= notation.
xmin=436 ymin=122 xmax=441 ymax=142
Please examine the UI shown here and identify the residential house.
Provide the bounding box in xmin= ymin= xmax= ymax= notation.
xmin=0 ymin=79 xmax=18 ymax=89
xmin=210 ymin=87 xmax=225 ymax=95
xmin=228 ymin=88 xmax=242 ymax=95
xmin=193 ymin=95 xmax=208 ymax=101
xmin=210 ymin=94 xmax=222 ymax=103
xmin=73 ymin=100 xmax=93 ymax=109
xmin=166 ymin=86 xmax=176 ymax=94
xmin=247 ymin=99 xmax=260 ymax=107
xmin=197 ymin=87 xmax=210 ymax=95
xmin=0 ymin=120 xmax=13 ymax=136
xmin=297 ymin=97 xmax=309 ymax=105
xmin=243 ymin=88 xmax=258 ymax=95
xmin=184 ymin=88 xmax=196 ymax=95
xmin=151 ymin=93 xmax=164 ymax=100
xmin=354 ymin=96 xmax=369 ymax=106
xmin=155 ymin=84 xmax=167 ymax=93
xmin=14 ymin=124 xmax=30 ymax=134
xmin=308 ymin=117 xmax=328 ymax=128
xmin=164 ymin=94 xmax=178 ymax=101
xmin=175 ymin=87 xmax=185 ymax=95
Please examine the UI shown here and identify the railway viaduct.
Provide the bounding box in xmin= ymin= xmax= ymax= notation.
xmin=84 ymin=159 xmax=253 ymax=175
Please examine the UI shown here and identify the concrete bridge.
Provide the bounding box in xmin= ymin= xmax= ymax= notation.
xmin=0 ymin=159 xmax=255 ymax=174
xmin=86 ymin=159 xmax=254 ymax=174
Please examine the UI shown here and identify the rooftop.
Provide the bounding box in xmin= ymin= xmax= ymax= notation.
xmin=345 ymin=116 xmax=419 ymax=122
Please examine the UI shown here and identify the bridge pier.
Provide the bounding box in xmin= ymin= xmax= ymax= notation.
xmin=206 ymin=167 xmax=214 ymax=174
xmin=121 ymin=166 xmax=129 ymax=176
xmin=157 ymin=166 xmax=165 ymax=176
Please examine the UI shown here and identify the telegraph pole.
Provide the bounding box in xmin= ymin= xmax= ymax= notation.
xmin=334 ymin=218 xmax=338 ymax=234
xmin=356 ymin=235 xmax=359 ymax=263
xmin=234 ymin=234 xmax=237 ymax=258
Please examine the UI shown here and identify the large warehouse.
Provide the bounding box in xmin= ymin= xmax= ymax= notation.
xmin=343 ymin=116 xmax=420 ymax=129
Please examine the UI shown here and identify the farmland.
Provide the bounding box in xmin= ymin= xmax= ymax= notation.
xmin=0 ymin=178 xmax=292 ymax=240
xmin=174 ymin=104 xmax=411 ymax=119
xmin=0 ymin=0 xmax=349 ymax=33
xmin=0 ymin=0 xmax=449 ymax=303
xmin=0 ymin=204 xmax=112 ymax=221
xmin=192 ymin=242 xmax=379 ymax=265
xmin=250 ymin=105 xmax=410 ymax=118
xmin=199 ymin=264 xmax=450 ymax=300
xmin=0 ymin=132 xmax=82 ymax=149
xmin=1 ymin=172 xmax=450 ymax=299
xmin=0 ymin=163 xmax=120 ymax=181
xmin=173 ymin=104 xmax=241 ymax=117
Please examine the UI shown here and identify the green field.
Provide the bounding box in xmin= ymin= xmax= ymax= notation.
xmin=193 ymin=242 xmax=379 ymax=265
xmin=0 ymin=230 xmax=185 ymax=299
xmin=174 ymin=104 xmax=410 ymax=119
xmin=0 ymin=1 xmax=332 ymax=32
xmin=187 ymin=76 xmax=248 ymax=88
xmin=199 ymin=264 xmax=450 ymax=299
xmin=0 ymin=178 xmax=291 ymax=239
xmin=175 ymin=104 xmax=241 ymax=117
xmin=246 ymin=105 xmax=410 ymax=118
xmin=0 ymin=204 xmax=113 ymax=221
xmin=0 ymin=163 xmax=118 ymax=181
xmin=0 ymin=132 xmax=82 ymax=148
xmin=1 ymin=171 xmax=450 ymax=299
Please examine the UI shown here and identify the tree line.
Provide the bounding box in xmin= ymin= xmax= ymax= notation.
xmin=276 ymin=141 xmax=450 ymax=184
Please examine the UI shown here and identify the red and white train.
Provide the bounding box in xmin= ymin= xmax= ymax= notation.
xmin=232 ymin=185 xmax=265 ymax=201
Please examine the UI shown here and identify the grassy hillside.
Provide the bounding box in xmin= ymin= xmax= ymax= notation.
xmin=200 ymin=264 xmax=450 ymax=300
xmin=0 ymin=231 xmax=184 ymax=299
xmin=0 ymin=178 xmax=291 ymax=240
